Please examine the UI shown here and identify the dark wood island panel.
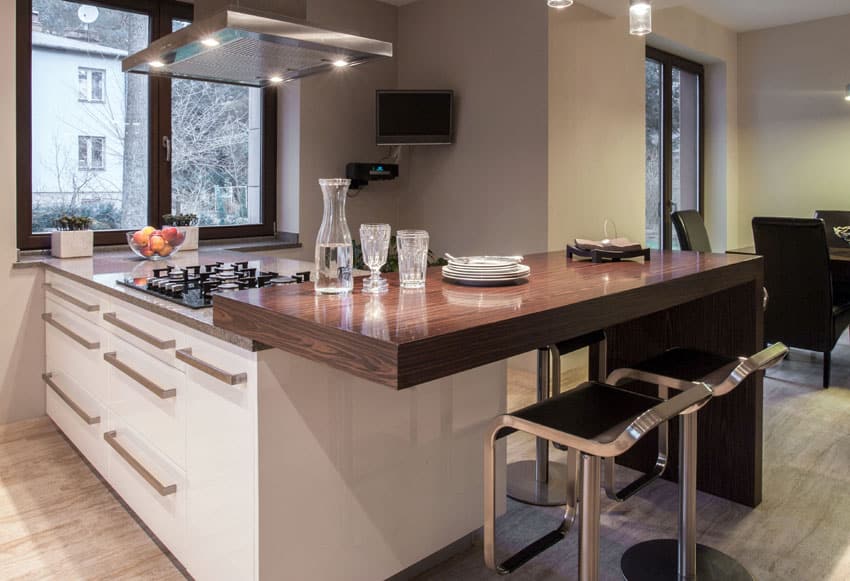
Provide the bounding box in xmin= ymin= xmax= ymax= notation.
xmin=214 ymin=251 xmax=765 ymax=506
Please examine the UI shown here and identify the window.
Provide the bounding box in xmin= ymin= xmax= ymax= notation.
xmin=17 ymin=0 xmax=277 ymax=249
xmin=78 ymin=136 xmax=105 ymax=170
xmin=645 ymin=47 xmax=704 ymax=250
xmin=78 ymin=67 xmax=104 ymax=102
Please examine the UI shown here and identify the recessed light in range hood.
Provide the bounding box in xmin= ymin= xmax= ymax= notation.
xmin=122 ymin=7 xmax=393 ymax=87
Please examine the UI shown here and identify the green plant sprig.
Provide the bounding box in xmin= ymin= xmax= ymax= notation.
xmin=162 ymin=213 xmax=199 ymax=227
xmin=54 ymin=215 xmax=93 ymax=231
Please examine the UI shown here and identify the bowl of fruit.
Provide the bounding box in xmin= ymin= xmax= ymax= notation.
xmin=127 ymin=226 xmax=187 ymax=260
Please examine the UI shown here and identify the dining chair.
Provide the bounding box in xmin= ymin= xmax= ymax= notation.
xmin=752 ymin=217 xmax=850 ymax=388
xmin=671 ymin=210 xmax=712 ymax=252
xmin=814 ymin=210 xmax=850 ymax=248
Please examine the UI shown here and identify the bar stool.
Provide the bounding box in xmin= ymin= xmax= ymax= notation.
xmin=507 ymin=331 xmax=607 ymax=507
xmin=609 ymin=343 xmax=788 ymax=581
xmin=484 ymin=380 xmax=713 ymax=580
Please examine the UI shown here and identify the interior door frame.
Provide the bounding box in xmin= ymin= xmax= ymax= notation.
xmin=646 ymin=46 xmax=705 ymax=250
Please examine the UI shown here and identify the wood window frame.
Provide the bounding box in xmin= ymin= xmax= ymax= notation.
xmin=16 ymin=0 xmax=278 ymax=250
xmin=646 ymin=46 xmax=705 ymax=251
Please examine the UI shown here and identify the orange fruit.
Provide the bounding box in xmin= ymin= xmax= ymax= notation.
xmin=149 ymin=235 xmax=165 ymax=252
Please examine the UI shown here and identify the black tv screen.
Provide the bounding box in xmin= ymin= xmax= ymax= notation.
xmin=376 ymin=90 xmax=454 ymax=145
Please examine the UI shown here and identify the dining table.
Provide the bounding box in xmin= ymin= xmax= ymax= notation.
xmin=728 ymin=245 xmax=850 ymax=282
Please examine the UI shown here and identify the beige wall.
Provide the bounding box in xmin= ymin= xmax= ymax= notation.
xmin=738 ymin=14 xmax=850 ymax=246
xmin=279 ymin=0 xmax=402 ymax=263
xmin=548 ymin=5 xmax=739 ymax=251
xmin=395 ymin=0 xmax=549 ymax=257
xmin=548 ymin=4 xmax=646 ymax=249
xmin=1 ymin=2 xmax=46 ymax=424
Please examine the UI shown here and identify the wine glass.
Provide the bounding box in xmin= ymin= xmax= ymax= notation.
xmin=360 ymin=224 xmax=391 ymax=293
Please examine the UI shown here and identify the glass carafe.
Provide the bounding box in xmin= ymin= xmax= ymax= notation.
xmin=315 ymin=179 xmax=354 ymax=294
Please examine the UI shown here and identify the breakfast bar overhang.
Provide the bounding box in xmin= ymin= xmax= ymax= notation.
xmin=212 ymin=250 xmax=765 ymax=579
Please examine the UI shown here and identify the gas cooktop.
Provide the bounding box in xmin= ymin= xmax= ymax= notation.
xmin=117 ymin=262 xmax=311 ymax=309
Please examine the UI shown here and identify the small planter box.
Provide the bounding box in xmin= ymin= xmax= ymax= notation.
xmin=50 ymin=230 xmax=93 ymax=258
xmin=181 ymin=226 xmax=199 ymax=251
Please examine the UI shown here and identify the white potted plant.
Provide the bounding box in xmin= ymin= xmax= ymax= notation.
xmin=163 ymin=213 xmax=199 ymax=251
xmin=50 ymin=215 xmax=94 ymax=258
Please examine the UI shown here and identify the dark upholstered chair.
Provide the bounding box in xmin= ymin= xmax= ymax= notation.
xmin=814 ymin=210 xmax=850 ymax=249
xmin=752 ymin=217 xmax=850 ymax=388
xmin=672 ymin=210 xmax=712 ymax=252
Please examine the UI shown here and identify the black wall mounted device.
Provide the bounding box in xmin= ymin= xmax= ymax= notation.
xmin=346 ymin=163 xmax=399 ymax=189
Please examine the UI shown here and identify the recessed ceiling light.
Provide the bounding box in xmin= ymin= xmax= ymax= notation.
xmin=333 ymin=59 xmax=350 ymax=68
xmin=547 ymin=0 xmax=574 ymax=8
xmin=149 ymin=60 xmax=165 ymax=68
xmin=201 ymin=38 xmax=220 ymax=47
xmin=269 ymin=76 xmax=284 ymax=84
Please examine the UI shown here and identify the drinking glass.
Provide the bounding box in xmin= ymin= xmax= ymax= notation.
xmin=359 ymin=224 xmax=391 ymax=293
xmin=397 ymin=230 xmax=430 ymax=289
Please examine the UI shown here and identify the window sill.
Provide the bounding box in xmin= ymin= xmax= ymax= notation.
xmin=17 ymin=235 xmax=302 ymax=259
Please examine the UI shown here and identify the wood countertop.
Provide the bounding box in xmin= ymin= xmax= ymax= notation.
xmin=213 ymin=251 xmax=764 ymax=388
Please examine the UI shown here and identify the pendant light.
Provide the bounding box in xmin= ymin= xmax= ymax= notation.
xmin=547 ymin=0 xmax=574 ymax=8
xmin=629 ymin=0 xmax=652 ymax=36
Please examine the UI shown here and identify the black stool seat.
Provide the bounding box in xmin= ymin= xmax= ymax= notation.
xmin=509 ymin=382 xmax=661 ymax=442
xmin=629 ymin=348 xmax=740 ymax=384
xmin=485 ymin=381 xmax=712 ymax=580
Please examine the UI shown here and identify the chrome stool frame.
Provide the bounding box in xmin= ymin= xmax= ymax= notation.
xmin=613 ymin=343 xmax=788 ymax=581
xmin=484 ymin=381 xmax=713 ymax=580
xmin=507 ymin=331 xmax=607 ymax=507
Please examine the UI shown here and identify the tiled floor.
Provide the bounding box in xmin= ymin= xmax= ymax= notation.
xmin=1 ymin=339 xmax=849 ymax=580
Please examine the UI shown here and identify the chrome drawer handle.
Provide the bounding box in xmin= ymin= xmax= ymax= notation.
xmin=42 ymin=313 xmax=100 ymax=350
xmin=103 ymin=431 xmax=177 ymax=497
xmin=104 ymin=352 xmax=177 ymax=399
xmin=43 ymin=373 xmax=100 ymax=425
xmin=43 ymin=283 xmax=100 ymax=312
xmin=176 ymin=348 xmax=247 ymax=386
xmin=103 ymin=312 xmax=176 ymax=350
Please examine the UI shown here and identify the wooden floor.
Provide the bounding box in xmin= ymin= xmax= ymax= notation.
xmin=0 ymin=418 xmax=184 ymax=580
xmin=2 ymin=344 xmax=850 ymax=580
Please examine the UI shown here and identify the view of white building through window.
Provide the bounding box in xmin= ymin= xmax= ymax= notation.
xmin=30 ymin=1 xmax=263 ymax=234
xmin=77 ymin=67 xmax=104 ymax=102
xmin=77 ymin=136 xmax=105 ymax=170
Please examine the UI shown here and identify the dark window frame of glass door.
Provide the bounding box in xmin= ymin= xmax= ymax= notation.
xmin=646 ymin=47 xmax=705 ymax=251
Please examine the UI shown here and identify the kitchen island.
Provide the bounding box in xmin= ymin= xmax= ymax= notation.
xmin=19 ymin=248 xmax=765 ymax=581
xmin=214 ymin=249 xmax=766 ymax=577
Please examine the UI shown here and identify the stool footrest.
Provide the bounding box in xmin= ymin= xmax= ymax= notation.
xmin=604 ymin=458 xmax=667 ymax=502
xmin=496 ymin=523 xmax=569 ymax=575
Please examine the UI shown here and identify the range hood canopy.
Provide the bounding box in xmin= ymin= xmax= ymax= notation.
xmin=122 ymin=3 xmax=393 ymax=87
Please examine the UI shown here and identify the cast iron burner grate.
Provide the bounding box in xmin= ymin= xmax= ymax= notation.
xmin=117 ymin=262 xmax=311 ymax=309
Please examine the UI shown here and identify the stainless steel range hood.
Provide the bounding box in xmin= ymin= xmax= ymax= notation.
xmin=122 ymin=1 xmax=393 ymax=87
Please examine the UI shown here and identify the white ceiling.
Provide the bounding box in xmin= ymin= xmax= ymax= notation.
xmin=376 ymin=0 xmax=850 ymax=32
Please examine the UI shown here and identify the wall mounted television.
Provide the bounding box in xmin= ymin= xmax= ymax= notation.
xmin=376 ymin=90 xmax=454 ymax=145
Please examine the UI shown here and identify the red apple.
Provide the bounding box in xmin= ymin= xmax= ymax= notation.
xmin=161 ymin=227 xmax=180 ymax=243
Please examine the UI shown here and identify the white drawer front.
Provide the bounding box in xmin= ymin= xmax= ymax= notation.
xmin=44 ymin=372 xmax=107 ymax=475
xmin=106 ymin=337 xmax=186 ymax=469
xmin=105 ymin=416 xmax=187 ymax=564
xmin=185 ymin=348 xmax=257 ymax=581
xmin=43 ymin=273 xmax=105 ymax=323
xmin=101 ymin=302 xmax=182 ymax=368
xmin=45 ymin=302 xmax=107 ymax=403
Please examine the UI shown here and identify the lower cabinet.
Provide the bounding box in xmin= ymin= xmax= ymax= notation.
xmin=43 ymin=272 xmax=258 ymax=581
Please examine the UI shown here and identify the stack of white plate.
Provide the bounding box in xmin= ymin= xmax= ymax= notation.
xmin=442 ymin=256 xmax=530 ymax=287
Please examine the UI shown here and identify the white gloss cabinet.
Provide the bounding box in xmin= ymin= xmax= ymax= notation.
xmin=43 ymin=271 xmax=258 ymax=581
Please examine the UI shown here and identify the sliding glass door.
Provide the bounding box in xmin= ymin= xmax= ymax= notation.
xmin=645 ymin=48 xmax=704 ymax=250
